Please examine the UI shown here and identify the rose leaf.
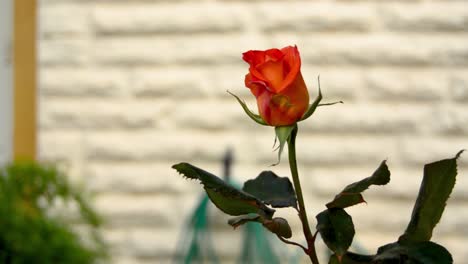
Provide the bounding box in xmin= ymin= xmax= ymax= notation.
xmin=172 ymin=162 xmax=275 ymax=219
xmin=316 ymin=208 xmax=355 ymax=257
xmin=326 ymin=160 xmax=390 ymax=209
xmin=242 ymin=170 xmax=297 ymax=209
xmin=399 ymin=150 xmax=464 ymax=243
xmin=375 ymin=241 xmax=452 ymax=264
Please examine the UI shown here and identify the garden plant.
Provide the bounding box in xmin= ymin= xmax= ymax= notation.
xmin=173 ymin=46 xmax=463 ymax=264
xmin=0 ymin=161 xmax=107 ymax=264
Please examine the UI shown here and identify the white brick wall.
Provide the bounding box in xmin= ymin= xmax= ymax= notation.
xmin=38 ymin=0 xmax=468 ymax=263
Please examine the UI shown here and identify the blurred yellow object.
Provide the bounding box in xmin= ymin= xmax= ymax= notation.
xmin=13 ymin=0 xmax=36 ymax=160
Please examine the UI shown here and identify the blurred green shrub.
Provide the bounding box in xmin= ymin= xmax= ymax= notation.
xmin=0 ymin=161 xmax=107 ymax=264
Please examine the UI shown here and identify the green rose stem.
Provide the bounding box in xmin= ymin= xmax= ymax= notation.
xmin=287 ymin=125 xmax=320 ymax=264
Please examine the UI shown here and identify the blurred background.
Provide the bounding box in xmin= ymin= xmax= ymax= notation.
xmin=2 ymin=0 xmax=468 ymax=263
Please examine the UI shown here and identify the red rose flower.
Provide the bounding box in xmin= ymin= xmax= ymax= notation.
xmin=243 ymin=46 xmax=309 ymax=126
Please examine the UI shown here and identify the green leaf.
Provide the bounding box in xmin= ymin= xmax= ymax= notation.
xmin=399 ymin=150 xmax=463 ymax=243
xmin=316 ymin=208 xmax=355 ymax=257
xmin=375 ymin=241 xmax=452 ymax=264
xmin=242 ymin=171 xmax=297 ymax=209
xmin=327 ymin=193 xmax=366 ymax=209
xmin=273 ymin=125 xmax=296 ymax=165
xmin=227 ymin=90 xmax=268 ymax=126
xmin=327 ymin=160 xmax=390 ymax=209
xmin=228 ymin=214 xmax=292 ymax=239
xmin=172 ymin=163 xmax=275 ymax=218
xmin=299 ymin=77 xmax=323 ymax=121
xmin=406 ymin=241 xmax=452 ymax=264
xmin=374 ymin=242 xmax=408 ymax=263
xmin=228 ymin=213 xmax=262 ymax=228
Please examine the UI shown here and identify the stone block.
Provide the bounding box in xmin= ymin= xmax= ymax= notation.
xmin=93 ymin=3 xmax=243 ymax=35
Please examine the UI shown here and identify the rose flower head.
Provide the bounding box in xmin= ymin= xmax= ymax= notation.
xmin=242 ymin=46 xmax=309 ymax=126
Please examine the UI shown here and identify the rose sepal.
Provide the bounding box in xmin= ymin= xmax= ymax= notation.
xmin=273 ymin=124 xmax=297 ymax=166
xmin=299 ymin=77 xmax=322 ymax=122
xmin=227 ymin=90 xmax=268 ymax=126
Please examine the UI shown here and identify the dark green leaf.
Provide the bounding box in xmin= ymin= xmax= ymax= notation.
xmin=374 ymin=242 xmax=408 ymax=264
xmin=227 ymin=91 xmax=267 ymax=126
xmin=375 ymin=241 xmax=452 ymax=264
xmin=327 ymin=160 xmax=390 ymax=209
xmin=273 ymin=125 xmax=296 ymax=165
xmin=399 ymin=151 xmax=463 ymax=243
xmin=406 ymin=241 xmax=452 ymax=264
xmin=228 ymin=213 xmax=262 ymax=228
xmin=242 ymin=171 xmax=297 ymax=209
xmin=316 ymin=208 xmax=355 ymax=256
xmin=327 ymin=193 xmax=366 ymax=209
xmin=172 ymin=163 xmax=275 ymax=218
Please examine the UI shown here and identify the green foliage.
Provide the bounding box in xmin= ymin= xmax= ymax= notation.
xmin=0 ymin=161 xmax=106 ymax=264
xmin=329 ymin=241 xmax=453 ymax=264
xmin=173 ymin=163 xmax=275 ymax=218
xmin=374 ymin=241 xmax=452 ymax=264
xmin=399 ymin=151 xmax=463 ymax=243
xmin=316 ymin=208 xmax=355 ymax=257
xmin=173 ymin=163 xmax=297 ymax=238
xmin=327 ymin=161 xmax=390 ymax=209
xmin=404 ymin=241 xmax=452 ymax=263
xmin=243 ymin=171 xmax=297 ymax=209
xmin=174 ymin=130 xmax=462 ymax=264
xmin=326 ymin=152 xmax=462 ymax=264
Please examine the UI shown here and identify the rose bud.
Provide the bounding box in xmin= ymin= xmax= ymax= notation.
xmin=242 ymin=46 xmax=309 ymax=126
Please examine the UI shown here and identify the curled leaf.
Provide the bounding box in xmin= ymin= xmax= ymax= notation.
xmin=228 ymin=213 xmax=262 ymax=229
xmin=228 ymin=214 xmax=292 ymax=239
xmin=262 ymin=217 xmax=292 ymax=239
xmin=327 ymin=160 xmax=390 ymax=209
